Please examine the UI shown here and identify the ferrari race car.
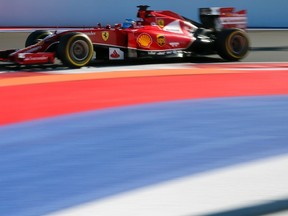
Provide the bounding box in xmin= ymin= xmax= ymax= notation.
xmin=0 ymin=5 xmax=249 ymax=68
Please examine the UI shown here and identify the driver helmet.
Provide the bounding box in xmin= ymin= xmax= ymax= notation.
xmin=122 ymin=19 xmax=136 ymax=29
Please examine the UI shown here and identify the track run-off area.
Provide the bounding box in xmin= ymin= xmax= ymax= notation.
xmin=1 ymin=30 xmax=288 ymax=216
xmin=1 ymin=62 xmax=288 ymax=125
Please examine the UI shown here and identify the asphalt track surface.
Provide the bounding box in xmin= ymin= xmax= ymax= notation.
xmin=1 ymin=30 xmax=288 ymax=216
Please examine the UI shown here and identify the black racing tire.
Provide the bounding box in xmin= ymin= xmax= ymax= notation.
xmin=216 ymin=28 xmax=249 ymax=61
xmin=25 ymin=30 xmax=53 ymax=47
xmin=57 ymin=32 xmax=94 ymax=68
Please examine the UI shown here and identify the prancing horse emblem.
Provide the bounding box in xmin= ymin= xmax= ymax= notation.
xmin=156 ymin=19 xmax=165 ymax=28
xmin=102 ymin=31 xmax=109 ymax=41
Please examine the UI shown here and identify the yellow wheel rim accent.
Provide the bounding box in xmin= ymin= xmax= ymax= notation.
xmin=65 ymin=35 xmax=93 ymax=67
xmin=225 ymin=31 xmax=248 ymax=59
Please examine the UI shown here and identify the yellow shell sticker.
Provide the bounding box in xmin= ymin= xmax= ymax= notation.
xmin=156 ymin=19 xmax=165 ymax=28
xmin=157 ymin=35 xmax=165 ymax=47
xmin=137 ymin=33 xmax=152 ymax=48
xmin=102 ymin=31 xmax=109 ymax=41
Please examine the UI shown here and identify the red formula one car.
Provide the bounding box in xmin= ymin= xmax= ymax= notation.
xmin=0 ymin=5 xmax=249 ymax=68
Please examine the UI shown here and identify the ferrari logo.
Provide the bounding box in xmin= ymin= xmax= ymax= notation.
xmin=157 ymin=35 xmax=166 ymax=47
xmin=102 ymin=31 xmax=109 ymax=41
xmin=156 ymin=19 xmax=165 ymax=28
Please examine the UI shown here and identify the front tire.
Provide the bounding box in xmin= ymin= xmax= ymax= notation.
xmin=25 ymin=30 xmax=53 ymax=47
xmin=216 ymin=29 xmax=249 ymax=61
xmin=57 ymin=32 xmax=94 ymax=68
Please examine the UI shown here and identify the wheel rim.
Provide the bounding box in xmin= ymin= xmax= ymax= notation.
xmin=69 ymin=40 xmax=90 ymax=62
xmin=229 ymin=34 xmax=247 ymax=56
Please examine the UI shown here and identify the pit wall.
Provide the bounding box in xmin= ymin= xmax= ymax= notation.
xmin=0 ymin=0 xmax=287 ymax=28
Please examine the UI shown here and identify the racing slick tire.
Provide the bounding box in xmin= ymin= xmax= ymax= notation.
xmin=25 ymin=30 xmax=53 ymax=47
xmin=57 ymin=32 xmax=94 ymax=68
xmin=216 ymin=28 xmax=249 ymax=61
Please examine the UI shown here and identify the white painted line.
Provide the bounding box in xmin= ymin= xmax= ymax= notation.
xmin=48 ymin=154 xmax=288 ymax=216
xmin=227 ymin=68 xmax=288 ymax=71
xmin=42 ymin=63 xmax=196 ymax=74
xmin=40 ymin=62 xmax=288 ymax=75
xmin=266 ymin=210 xmax=288 ymax=216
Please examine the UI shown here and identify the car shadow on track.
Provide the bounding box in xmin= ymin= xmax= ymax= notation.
xmin=0 ymin=56 xmax=224 ymax=73
xmin=250 ymin=46 xmax=288 ymax=52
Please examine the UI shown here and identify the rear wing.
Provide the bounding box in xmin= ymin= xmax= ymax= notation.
xmin=199 ymin=7 xmax=247 ymax=30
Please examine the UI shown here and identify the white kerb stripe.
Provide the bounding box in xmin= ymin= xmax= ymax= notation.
xmin=48 ymin=154 xmax=288 ymax=216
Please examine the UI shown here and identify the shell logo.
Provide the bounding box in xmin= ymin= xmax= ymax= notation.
xmin=137 ymin=33 xmax=152 ymax=48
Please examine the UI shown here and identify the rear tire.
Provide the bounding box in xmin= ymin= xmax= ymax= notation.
xmin=57 ymin=32 xmax=94 ymax=68
xmin=25 ymin=30 xmax=53 ymax=47
xmin=216 ymin=29 xmax=249 ymax=61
